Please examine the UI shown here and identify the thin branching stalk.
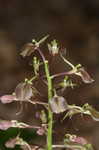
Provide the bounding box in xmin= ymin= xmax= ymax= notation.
xmin=60 ymin=53 xmax=75 ymax=69
xmin=52 ymin=144 xmax=87 ymax=150
xmin=51 ymin=68 xmax=77 ymax=79
xmin=28 ymin=99 xmax=48 ymax=109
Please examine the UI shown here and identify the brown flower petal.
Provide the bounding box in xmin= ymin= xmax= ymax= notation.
xmin=15 ymin=82 xmax=33 ymax=100
xmin=49 ymin=96 xmax=68 ymax=114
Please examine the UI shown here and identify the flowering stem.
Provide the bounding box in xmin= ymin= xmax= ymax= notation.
xmin=44 ymin=60 xmax=53 ymax=150
xmin=36 ymin=47 xmax=53 ymax=150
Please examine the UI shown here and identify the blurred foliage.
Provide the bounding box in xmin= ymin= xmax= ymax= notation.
xmin=0 ymin=128 xmax=37 ymax=150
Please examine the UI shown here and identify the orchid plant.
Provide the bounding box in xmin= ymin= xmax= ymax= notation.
xmin=0 ymin=35 xmax=98 ymax=150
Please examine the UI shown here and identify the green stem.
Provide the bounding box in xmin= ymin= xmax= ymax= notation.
xmin=44 ymin=60 xmax=53 ymax=150
xmin=36 ymin=47 xmax=53 ymax=150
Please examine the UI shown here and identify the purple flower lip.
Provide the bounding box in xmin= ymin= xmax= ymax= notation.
xmin=0 ymin=95 xmax=16 ymax=104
